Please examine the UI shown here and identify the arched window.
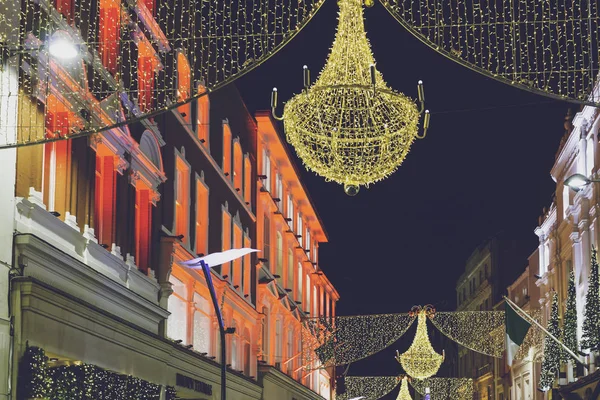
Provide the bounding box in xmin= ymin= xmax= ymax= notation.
xmin=223 ymin=123 xmax=232 ymax=178
xmin=233 ymin=141 xmax=243 ymax=191
xmin=196 ymin=85 xmax=209 ymax=146
xmin=177 ymin=52 xmax=191 ymax=125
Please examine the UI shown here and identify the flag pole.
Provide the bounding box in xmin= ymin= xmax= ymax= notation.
xmin=503 ymin=296 xmax=588 ymax=368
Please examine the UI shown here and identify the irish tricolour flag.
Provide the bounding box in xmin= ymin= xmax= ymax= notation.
xmin=505 ymin=301 xmax=531 ymax=366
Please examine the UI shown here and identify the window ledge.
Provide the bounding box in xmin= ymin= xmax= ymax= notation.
xmin=15 ymin=195 xmax=161 ymax=306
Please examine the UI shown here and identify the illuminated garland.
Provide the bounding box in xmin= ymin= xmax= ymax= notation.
xmin=410 ymin=378 xmax=473 ymax=400
xmin=0 ymin=0 xmax=324 ymax=148
xmin=19 ymin=345 xmax=52 ymax=398
xmin=431 ymin=311 xmax=505 ymax=357
xmin=336 ymin=376 xmax=400 ymax=400
xmin=18 ymin=346 xmax=164 ymax=399
xmin=397 ymin=308 xmax=444 ymax=379
xmin=280 ymin=0 xmax=426 ymax=194
xmin=301 ymin=313 xmax=416 ymax=369
xmin=380 ymin=0 xmax=600 ymax=106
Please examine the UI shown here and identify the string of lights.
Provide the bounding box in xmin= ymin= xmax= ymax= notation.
xmin=336 ymin=376 xmax=400 ymax=400
xmin=277 ymin=0 xmax=427 ymax=195
xmin=380 ymin=0 xmax=600 ymax=106
xmin=301 ymin=313 xmax=416 ymax=369
xmin=410 ymin=377 xmax=473 ymax=400
xmin=0 ymin=0 xmax=324 ymax=147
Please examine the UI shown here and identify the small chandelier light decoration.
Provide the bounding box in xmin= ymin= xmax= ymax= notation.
xmin=271 ymin=0 xmax=429 ymax=196
xmin=397 ymin=306 xmax=444 ymax=379
xmin=397 ymin=377 xmax=413 ymax=400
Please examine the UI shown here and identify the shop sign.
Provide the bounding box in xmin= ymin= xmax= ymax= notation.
xmin=176 ymin=373 xmax=213 ymax=395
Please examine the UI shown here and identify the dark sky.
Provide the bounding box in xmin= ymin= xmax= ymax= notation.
xmin=237 ymin=0 xmax=571 ymax=393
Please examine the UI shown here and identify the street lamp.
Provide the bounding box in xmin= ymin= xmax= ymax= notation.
xmin=180 ymin=248 xmax=259 ymax=400
xmin=564 ymin=173 xmax=600 ymax=192
xmin=48 ymin=31 xmax=78 ymax=60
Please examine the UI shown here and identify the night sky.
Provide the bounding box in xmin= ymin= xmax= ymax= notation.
xmin=237 ymin=0 xmax=571 ymax=392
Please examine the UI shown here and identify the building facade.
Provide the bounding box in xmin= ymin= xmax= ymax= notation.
xmin=531 ymin=91 xmax=600 ymax=397
xmin=456 ymin=235 xmax=520 ymax=400
xmin=504 ymin=253 xmax=543 ymax=400
xmin=0 ymin=0 xmax=339 ymax=398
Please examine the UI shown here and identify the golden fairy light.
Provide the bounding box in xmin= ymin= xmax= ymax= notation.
xmin=396 ymin=377 xmax=413 ymax=400
xmin=336 ymin=376 xmax=400 ymax=400
xmin=271 ymin=0 xmax=429 ymax=196
xmin=301 ymin=313 xmax=416 ymax=370
xmin=381 ymin=0 xmax=600 ymax=106
xmin=0 ymin=0 xmax=324 ymax=148
xmin=397 ymin=306 xmax=444 ymax=379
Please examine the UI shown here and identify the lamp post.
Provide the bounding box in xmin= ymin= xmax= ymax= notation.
xmin=180 ymin=248 xmax=259 ymax=400
xmin=564 ymin=173 xmax=600 ymax=192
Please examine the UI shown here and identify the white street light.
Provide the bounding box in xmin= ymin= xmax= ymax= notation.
xmin=564 ymin=173 xmax=599 ymax=192
xmin=180 ymin=248 xmax=259 ymax=400
xmin=48 ymin=32 xmax=78 ymax=60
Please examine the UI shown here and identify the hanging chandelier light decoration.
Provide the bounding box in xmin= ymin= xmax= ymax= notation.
xmin=271 ymin=0 xmax=430 ymax=196
xmin=396 ymin=377 xmax=413 ymax=400
xmin=397 ymin=306 xmax=444 ymax=379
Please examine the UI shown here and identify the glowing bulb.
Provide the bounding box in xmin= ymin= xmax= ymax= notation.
xmin=48 ymin=36 xmax=78 ymax=60
xmin=564 ymin=173 xmax=591 ymax=192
